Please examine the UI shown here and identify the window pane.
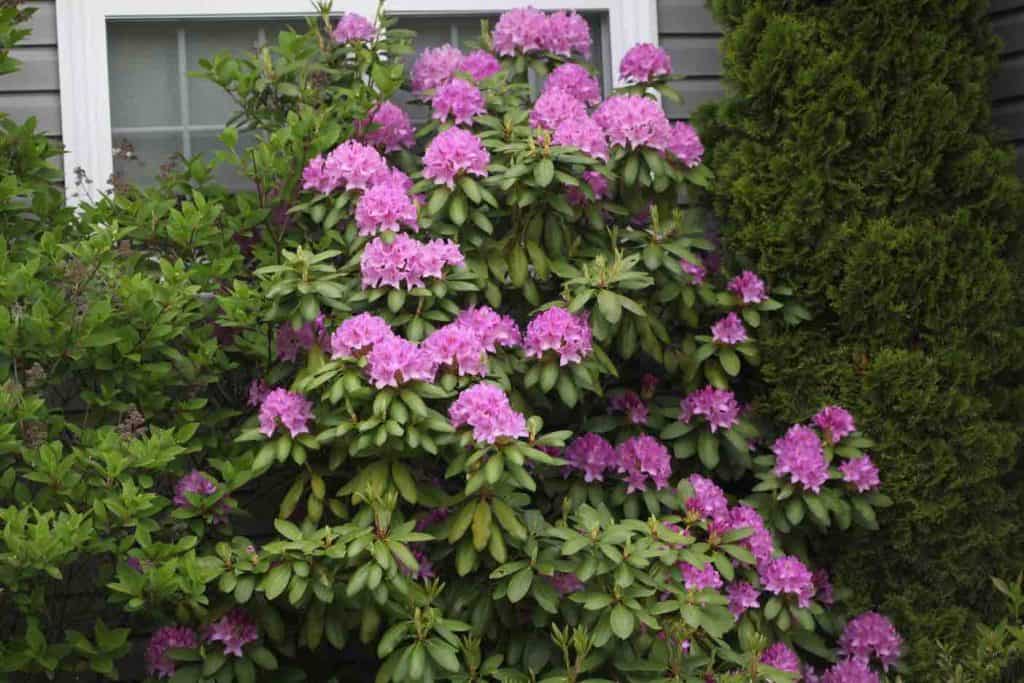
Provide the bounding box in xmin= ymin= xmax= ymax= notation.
xmin=108 ymin=22 xmax=181 ymax=128
xmin=192 ymin=130 xmax=259 ymax=190
xmin=186 ymin=21 xmax=264 ymax=126
xmin=112 ymin=131 xmax=181 ymax=186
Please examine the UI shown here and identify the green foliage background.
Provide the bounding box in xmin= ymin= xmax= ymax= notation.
xmin=695 ymin=0 xmax=1024 ymax=671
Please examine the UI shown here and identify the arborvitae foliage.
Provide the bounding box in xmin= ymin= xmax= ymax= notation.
xmin=696 ymin=0 xmax=1024 ymax=670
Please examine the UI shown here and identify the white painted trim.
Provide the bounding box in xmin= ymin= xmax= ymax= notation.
xmin=55 ymin=0 xmax=658 ymax=200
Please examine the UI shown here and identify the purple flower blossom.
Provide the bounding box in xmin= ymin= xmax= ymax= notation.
xmin=399 ymin=548 xmax=435 ymax=580
xmin=567 ymin=170 xmax=611 ymax=206
xmin=680 ymin=385 xmax=741 ymax=433
xmin=448 ymin=383 xmax=528 ymax=444
xmin=728 ymin=505 xmax=775 ymax=563
xmin=564 ymin=433 xmax=616 ymax=482
xmin=355 ymin=182 xmax=420 ymax=236
xmin=758 ymin=556 xmax=816 ymax=608
xmin=423 ymin=322 xmax=489 ymax=377
xmin=685 ymin=474 xmax=730 ymax=522
xmin=773 ymin=424 xmax=829 ymax=493
xmin=614 ymin=435 xmax=672 ymax=493
xmin=609 ymin=391 xmax=648 ymax=425
xmin=549 ymin=572 xmax=585 ymax=595
xmin=727 ymin=581 xmax=761 ymax=618
xmin=619 ymin=43 xmax=672 ymax=83
xmin=711 ymin=312 xmax=748 ymax=345
xmin=680 ymin=562 xmax=723 ymax=591
xmin=680 ymin=258 xmax=707 ymax=284
xmin=367 ymin=335 xmax=435 ymax=388
xmin=423 ymin=127 xmax=490 ymax=189
xmin=411 ymin=44 xmax=463 ymax=95
xmin=553 ymin=116 xmax=609 ymax=161
xmin=761 ymin=643 xmax=801 ymax=675
xmin=667 ymin=121 xmax=704 ymax=168
xmin=145 ymin=626 xmax=198 ymax=679
xmin=258 ymin=389 xmax=314 ymax=438
xmin=454 ymin=306 xmax=522 ymax=351
xmin=276 ymin=317 xmax=326 ymax=362
xmin=359 ymin=102 xmax=415 ymax=152
xmin=247 ymin=379 xmax=270 ymax=408
xmin=544 ymin=63 xmax=602 ymax=106
xmin=432 ymin=78 xmax=487 ymax=126
xmin=594 ymin=95 xmax=672 ymax=150
xmin=492 ymin=7 xmax=547 ymax=56
xmin=332 ymin=12 xmax=376 ymax=43
xmin=728 ymin=271 xmax=768 ymax=305
xmin=459 ymin=50 xmax=502 ymax=80
xmin=840 ymin=456 xmax=881 ymax=493
xmin=814 ymin=406 xmax=857 ymax=444
xmin=524 ymin=308 xmax=593 ymax=366
xmin=173 ymin=470 xmax=218 ymax=508
xmin=302 ymin=140 xmax=389 ymax=194
xmin=839 ymin=612 xmax=902 ymax=671
xmin=361 ymin=234 xmax=464 ymax=290
xmin=530 ymin=87 xmax=588 ymax=131
xmin=821 ymin=658 xmax=880 ymax=683
xmin=542 ymin=11 xmax=592 ymax=58
xmin=205 ymin=609 xmax=258 ymax=658
xmin=330 ymin=313 xmax=393 ymax=359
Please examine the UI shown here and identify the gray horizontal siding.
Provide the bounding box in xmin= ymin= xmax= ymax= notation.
xmin=0 ymin=1 xmax=61 ymax=135
xmin=658 ymin=0 xmax=725 ymax=120
xmin=991 ymin=0 xmax=1024 ymax=175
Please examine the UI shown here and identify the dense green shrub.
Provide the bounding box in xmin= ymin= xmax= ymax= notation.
xmin=1 ymin=2 xmax=911 ymax=681
xmin=696 ymin=0 xmax=1024 ymax=671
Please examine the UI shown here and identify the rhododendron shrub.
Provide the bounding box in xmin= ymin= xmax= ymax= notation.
xmin=0 ymin=3 xmax=903 ymax=681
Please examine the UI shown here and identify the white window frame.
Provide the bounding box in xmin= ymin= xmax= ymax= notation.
xmin=55 ymin=0 xmax=659 ymax=197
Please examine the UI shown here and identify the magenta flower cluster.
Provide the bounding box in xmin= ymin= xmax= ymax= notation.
xmin=609 ymin=390 xmax=648 ymax=425
xmin=814 ymin=405 xmax=857 ymax=444
xmin=619 ymin=43 xmax=673 ymax=83
xmin=205 ymin=608 xmax=259 ymax=658
xmin=839 ymin=612 xmax=902 ymax=670
xmin=359 ymin=101 xmax=415 ymax=153
xmin=680 ymin=258 xmax=707 ymax=284
xmin=173 ymin=470 xmax=218 ymax=508
xmin=423 ymin=127 xmax=491 ymax=189
xmin=412 ymin=45 xmax=464 ymax=94
xmin=455 ymin=306 xmax=523 ymax=351
xmin=594 ymin=95 xmax=673 ymax=151
xmin=615 ymin=435 xmax=672 ymax=493
xmin=544 ymin=63 xmax=601 ymax=106
xmin=760 ymin=643 xmax=801 ymax=675
xmin=492 ymin=8 xmax=591 ymax=58
xmin=361 ymin=234 xmax=464 ymax=290
xmin=432 ymin=78 xmax=486 ymax=126
xmin=563 ymin=433 xmax=616 ymax=482
xmin=302 ymin=140 xmax=389 ymax=194
xmin=459 ymin=50 xmax=502 ymax=81
xmin=530 ymin=87 xmax=588 ymax=131
xmin=276 ymin=315 xmax=327 ymax=362
xmin=145 ymin=626 xmax=198 ymax=679
xmin=553 ymin=116 xmax=609 ymax=161
xmin=727 ymin=271 xmax=768 ymax=304
xmin=332 ymin=12 xmax=376 ymax=44
xmin=711 ymin=312 xmax=749 ymax=345
xmin=727 ymin=581 xmax=761 ymax=618
xmin=566 ymin=171 xmax=610 ymax=206
xmin=685 ymin=474 xmax=730 ymax=522
xmin=668 ymin=121 xmax=705 ymax=168
xmin=258 ymin=388 xmax=313 ymax=438
xmin=758 ymin=555 xmax=816 ymax=607
xmin=355 ymin=181 xmax=420 ymax=236
xmin=423 ymin=322 xmax=492 ymax=377
xmin=330 ymin=313 xmax=393 ymax=358
xmin=840 ymin=456 xmax=881 ymax=492
xmin=680 ymin=385 xmax=741 ymax=433
xmin=448 ymin=382 xmax=528 ymax=444
xmin=773 ymin=424 xmax=829 ymax=493
xmin=367 ymin=335 xmax=436 ymax=388
xmin=680 ymin=561 xmax=723 ymax=591
xmin=523 ymin=307 xmax=593 ymax=366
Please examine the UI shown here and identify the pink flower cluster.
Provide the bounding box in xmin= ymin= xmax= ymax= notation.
xmin=367 ymin=335 xmax=436 ymax=388
xmin=459 ymin=50 xmax=502 ymax=81
xmin=839 ymin=612 xmax=902 ymax=671
xmin=819 ymin=659 xmax=880 ymax=683
xmin=276 ymin=315 xmax=327 ymax=362
xmin=680 ymin=385 xmax=741 ymax=433
xmin=145 ymin=626 xmax=198 ymax=679
xmin=302 ymin=140 xmax=389 ymax=194
xmin=258 ymin=388 xmax=313 ymax=438
xmin=727 ymin=581 xmax=761 ymax=618
xmin=247 ymin=379 xmax=270 ymax=407
xmin=685 ymin=474 xmax=729 ymax=522
xmin=758 ymin=555 xmax=815 ymax=607
xmin=524 ymin=308 xmax=593 ymax=366
xmin=566 ymin=171 xmax=610 ymax=206
xmin=432 ymin=78 xmax=486 ymax=126
xmin=361 ymin=234 xmax=464 ymax=289
xmin=619 ymin=43 xmax=673 ymax=83
xmin=668 ymin=121 xmax=705 ymax=168
xmin=680 ymin=561 xmax=723 ymax=591
xmin=564 ymin=433 xmax=616 ymax=482
xmin=773 ymin=424 xmax=829 ymax=493
xmin=332 ymin=12 xmax=376 ymax=44
xmin=553 ymin=116 xmax=609 ymax=161
xmin=840 ymin=456 xmax=881 ymax=493
xmin=355 ymin=181 xmax=420 ymax=235
xmin=609 ymin=391 xmax=648 ymax=425
xmin=423 ymin=322 xmax=491 ymax=377
xmin=594 ymin=95 xmax=673 ymax=151
xmin=492 ymin=8 xmax=591 ymax=58
xmin=814 ymin=405 xmax=857 ymax=444
xmin=728 ymin=505 xmax=775 ymax=563
xmin=455 ymin=306 xmax=523 ymax=351
xmin=330 ymin=313 xmax=393 ymax=358
xmin=359 ymin=102 xmax=415 ymax=153
xmin=680 ymin=258 xmax=707 ymax=284
xmin=530 ymin=87 xmax=588 ymax=131
xmin=173 ymin=470 xmax=218 ymax=508
xmin=448 ymin=382 xmax=528 ymax=444
xmin=544 ymin=63 xmax=601 ymax=106
xmin=615 ymin=435 xmax=672 ymax=492
xmin=205 ymin=609 xmax=259 ymax=658
xmin=761 ymin=643 xmax=801 ymax=675
xmin=727 ymin=271 xmax=768 ymax=304
xmin=411 ymin=45 xmax=464 ymax=94
xmin=711 ymin=312 xmax=748 ymax=345
xmin=423 ymin=127 xmax=490 ymax=189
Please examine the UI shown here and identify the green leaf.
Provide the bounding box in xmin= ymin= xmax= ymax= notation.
xmin=719 ymin=348 xmax=741 ymax=376
xmin=534 ymin=158 xmax=555 ymax=187
xmin=262 ymin=563 xmax=292 ymax=600
xmin=697 ymin=431 xmax=719 ymax=469
xmin=426 ymin=639 xmax=461 ymax=673
xmin=449 ymin=193 xmax=468 ymax=225
xmin=610 ymin=605 xmax=634 ymax=639
xmin=785 ymin=498 xmax=805 ymax=526
xmin=597 ymin=290 xmax=622 ymax=324
xmin=507 ymin=568 xmax=533 ymax=603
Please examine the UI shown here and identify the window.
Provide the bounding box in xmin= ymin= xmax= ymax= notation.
xmin=56 ymin=0 xmax=660 ymax=198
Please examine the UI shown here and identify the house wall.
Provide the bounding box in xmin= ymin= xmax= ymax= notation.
xmin=1 ymin=1 xmax=1020 ymax=172
xmin=991 ymin=0 xmax=1024 ymax=175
